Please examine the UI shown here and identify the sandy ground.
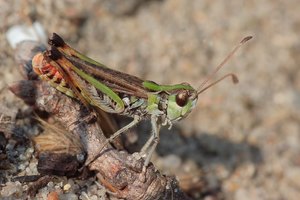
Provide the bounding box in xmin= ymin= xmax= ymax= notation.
xmin=0 ymin=0 xmax=300 ymax=199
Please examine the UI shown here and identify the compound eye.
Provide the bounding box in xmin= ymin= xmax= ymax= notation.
xmin=175 ymin=91 xmax=189 ymax=107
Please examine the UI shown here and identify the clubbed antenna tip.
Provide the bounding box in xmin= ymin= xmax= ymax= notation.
xmin=232 ymin=74 xmax=239 ymax=84
xmin=241 ymin=36 xmax=253 ymax=44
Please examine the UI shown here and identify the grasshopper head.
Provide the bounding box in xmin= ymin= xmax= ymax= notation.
xmin=167 ymin=87 xmax=198 ymax=122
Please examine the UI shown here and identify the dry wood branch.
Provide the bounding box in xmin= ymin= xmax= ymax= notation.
xmin=10 ymin=41 xmax=192 ymax=200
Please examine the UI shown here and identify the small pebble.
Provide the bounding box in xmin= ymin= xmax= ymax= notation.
xmin=63 ymin=183 xmax=71 ymax=191
xmin=60 ymin=193 xmax=79 ymax=200
xmin=47 ymin=191 xmax=59 ymax=200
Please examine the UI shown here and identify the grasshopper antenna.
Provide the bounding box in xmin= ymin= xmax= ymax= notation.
xmin=197 ymin=36 xmax=252 ymax=95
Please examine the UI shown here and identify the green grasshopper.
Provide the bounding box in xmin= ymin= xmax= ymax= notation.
xmin=33 ymin=33 xmax=252 ymax=166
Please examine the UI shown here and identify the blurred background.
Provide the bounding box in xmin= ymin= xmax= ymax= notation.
xmin=1 ymin=0 xmax=300 ymax=199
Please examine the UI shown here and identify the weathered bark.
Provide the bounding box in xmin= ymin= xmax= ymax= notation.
xmin=10 ymin=41 xmax=192 ymax=200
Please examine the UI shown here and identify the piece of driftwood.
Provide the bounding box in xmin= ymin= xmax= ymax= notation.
xmin=10 ymin=41 xmax=192 ymax=200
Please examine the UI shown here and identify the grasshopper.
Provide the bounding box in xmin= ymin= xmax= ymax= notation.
xmin=33 ymin=33 xmax=252 ymax=166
